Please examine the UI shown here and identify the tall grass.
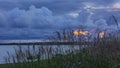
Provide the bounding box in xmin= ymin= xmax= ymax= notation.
xmin=2 ymin=17 xmax=120 ymax=68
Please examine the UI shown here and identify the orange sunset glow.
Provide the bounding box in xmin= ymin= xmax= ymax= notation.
xmin=99 ymin=31 xmax=105 ymax=38
xmin=73 ymin=30 xmax=89 ymax=36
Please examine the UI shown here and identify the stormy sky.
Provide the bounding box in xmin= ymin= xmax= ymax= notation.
xmin=0 ymin=0 xmax=120 ymax=39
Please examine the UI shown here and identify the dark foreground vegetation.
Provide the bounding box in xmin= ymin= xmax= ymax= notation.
xmin=0 ymin=29 xmax=120 ymax=68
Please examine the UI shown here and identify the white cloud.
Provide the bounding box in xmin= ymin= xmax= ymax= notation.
xmin=67 ymin=12 xmax=79 ymax=18
xmin=83 ymin=2 xmax=95 ymax=9
xmin=112 ymin=3 xmax=120 ymax=9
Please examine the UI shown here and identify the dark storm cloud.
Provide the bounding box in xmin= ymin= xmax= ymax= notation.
xmin=0 ymin=0 xmax=119 ymax=39
xmin=5 ymin=5 xmax=80 ymax=29
xmin=0 ymin=0 xmax=118 ymax=14
xmin=0 ymin=5 xmax=80 ymax=39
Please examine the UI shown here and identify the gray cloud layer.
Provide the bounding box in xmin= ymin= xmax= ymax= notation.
xmin=0 ymin=0 xmax=118 ymax=14
xmin=0 ymin=0 xmax=120 ymax=39
xmin=0 ymin=5 xmax=80 ymax=39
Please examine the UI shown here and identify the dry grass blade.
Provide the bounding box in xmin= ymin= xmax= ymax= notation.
xmin=112 ymin=15 xmax=119 ymax=30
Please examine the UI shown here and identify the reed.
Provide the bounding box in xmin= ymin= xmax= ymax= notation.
xmin=2 ymin=27 xmax=120 ymax=68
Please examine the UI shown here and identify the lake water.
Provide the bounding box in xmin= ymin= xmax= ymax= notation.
xmin=0 ymin=46 xmax=15 ymax=63
xmin=0 ymin=45 xmax=82 ymax=64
